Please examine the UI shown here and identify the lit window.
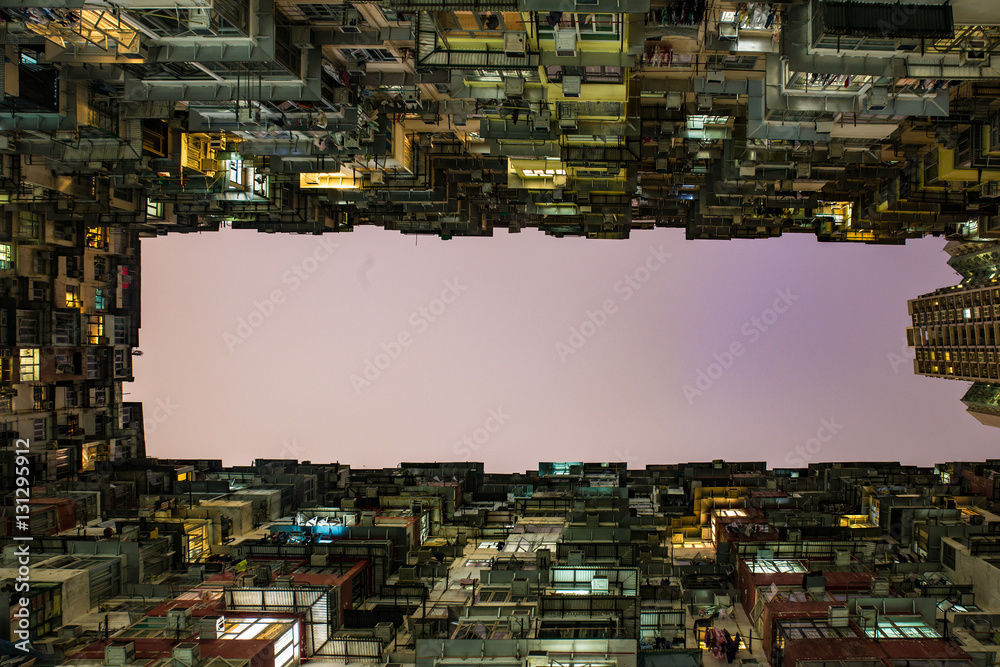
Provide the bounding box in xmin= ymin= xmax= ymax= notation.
xmin=19 ymin=348 xmax=40 ymax=382
xmin=686 ymin=114 xmax=730 ymax=130
xmin=66 ymin=285 xmax=82 ymax=308
xmin=95 ymin=288 xmax=107 ymax=311
xmin=88 ymin=315 xmax=104 ymax=344
xmin=230 ymin=159 xmax=245 ymax=186
xmin=0 ymin=243 xmax=12 ymax=270
xmin=146 ymin=199 xmax=163 ymax=218
xmin=86 ymin=226 xmax=107 ymax=249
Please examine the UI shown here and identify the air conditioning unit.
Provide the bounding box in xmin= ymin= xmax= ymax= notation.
xmin=859 ymin=605 xmax=878 ymax=632
xmin=290 ymin=27 xmax=313 ymax=49
xmin=172 ymin=643 xmax=201 ymax=667
xmin=895 ymin=39 xmax=920 ymax=51
xmin=504 ymin=32 xmax=526 ymax=58
xmin=960 ymin=50 xmax=988 ymax=66
xmin=739 ymin=162 xmax=756 ymax=177
xmin=866 ymin=85 xmax=889 ymax=111
xmin=697 ymin=94 xmax=713 ymax=109
xmin=555 ymin=30 xmax=577 ymax=58
xmin=197 ymin=616 xmax=224 ymax=640
xmin=562 ymin=75 xmax=581 ymax=98
xmin=104 ymin=642 xmax=136 ymax=666
xmin=337 ymin=10 xmax=361 ymax=33
xmin=370 ymin=171 xmax=385 ymax=185
xmin=42 ymin=401 xmax=54 ymax=410
xmin=559 ymin=107 xmax=578 ymax=130
xmin=829 ymin=606 xmax=849 ymax=627
xmin=666 ymin=91 xmax=683 ymax=110
xmin=187 ymin=8 xmax=212 ymax=34
xmin=504 ymin=76 xmax=524 ymax=98
xmin=706 ymin=71 xmax=725 ymax=84
xmin=533 ymin=109 xmax=551 ymax=131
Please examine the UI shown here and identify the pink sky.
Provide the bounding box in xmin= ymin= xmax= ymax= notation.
xmin=129 ymin=227 xmax=998 ymax=472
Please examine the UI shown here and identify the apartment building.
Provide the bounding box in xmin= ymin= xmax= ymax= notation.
xmin=908 ymin=240 xmax=1000 ymax=427
xmin=0 ymin=1 xmax=998 ymax=242
xmin=2 ymin=458 xmax=1000 ymax=667
xmin=0 ymin=208 xmax=144 ymax=494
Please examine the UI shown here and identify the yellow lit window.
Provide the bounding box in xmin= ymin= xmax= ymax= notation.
xmin=86 ymin=226 xmax=107 ymax=249
xmin=66 ymin=284 xmax=82 ymax=308
xmin=19 ymin=348 xmax=40 ymax=382
xmin=87 ymin=315 xmax=104 ymax=344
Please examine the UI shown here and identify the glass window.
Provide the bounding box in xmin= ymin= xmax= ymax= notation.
xmin=86 ymin=226 xmax=108 ymax=249
xmin=0 ymin=243 xmax=12 ymax=270
xmin=87 ymin=315 xmax=104 ymax=344
xmin=95 ymin=288 xmax=107 ymax=311
xmin=18 ymin=211 xmax=39 ymax=239
xmin=230 ymin=159 xmax=245 ymax=186
xmin=19 ymin=348 xmax=40 ymax=382
xmin=66 ymin=285 xmax=82 ymax=308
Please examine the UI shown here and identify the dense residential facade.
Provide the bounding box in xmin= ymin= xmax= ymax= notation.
xmin=908 ymin=240 xmax=1000 ymax=427
xmin=1 ymin=458 xmax=1000 ymax=667
xmin=0 ymin=1 xmax=998 ymax=241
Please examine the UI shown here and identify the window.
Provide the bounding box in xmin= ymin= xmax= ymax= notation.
xmin=55 ymin=354 xmax=74 ymax=374
xmin=86 ymin=349 xmax=100 ymax=379
xmin=53 ymin=313 xmax=77 ymax=346
xmin=16 ymin=311 xmax=40 ymax=346
xmin=87 ymin=315 xmax=104 ymax=345
xmin=347 ymin=48 xmax=396 ymax=62
xmin=19 ymin=348 xmax=40 ymax=382
xmin=94 ymin=257 xmax=107 ymax=281
xmin=33 ymin=418 xmax=45 ymax=440
xmin=114 ymin=317 xmax=128 ymax=345
xmin=90 ymin=387 xmax=107 ymax=407
xmin=65 ymin=255 xmax=81 ymax=279
xmin=0 ymin=243 xmax=12 ymax=270
xmin=229 ymin=159 xmax=246 ymax=187
xmin=749 ymin=559 xmax=808 ymax=574
xmin=114 ymin=349 xmax=128 ymax=377
xmin=865 ymin=616 xmax=940 ymax=640
xmin=146 ymin=199 xmax=163 ymax=219
xmin=251 ymin=168 xmax=269 ymax=198
xmin=66 ymin=285 xmax=82 ymax=308
xmin=86 ymin=226 xmax=107 ymax=249
xmin=32 ymin=281 xmax=48 ymax=302
xmin=95 ymin=288 xmax=107 ymax=311
xmin=33 ymin=386 xmax=48 ymax=410
xmin=18 ymin=211 xmax=39 ymax=239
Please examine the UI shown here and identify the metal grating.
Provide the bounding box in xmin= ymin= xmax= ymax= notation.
xmin=820 ymin=1 xmax=954 ymax=39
